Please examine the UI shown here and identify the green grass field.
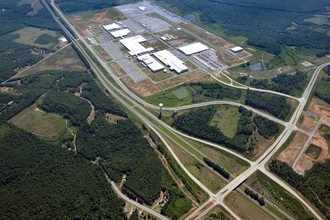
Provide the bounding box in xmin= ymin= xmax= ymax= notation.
xmin=168 ymin=137 xmax=226 ymax=193
xmin=210 ymin=105 xmax=240 ymax=138
xmin=202 ymin=205 xmax=235 ymax=220
xmin=145 ymin=86 xmax=193 ymax=107
xmin=9 ymin=97 xmax=67 ymax=139
xmin=188 ymin=138 xmax=249 ymax=176
xmin=13 ymin=27 xmax=59 ymax=49
xmin=225 ymin=191 xmax=274 ymax=220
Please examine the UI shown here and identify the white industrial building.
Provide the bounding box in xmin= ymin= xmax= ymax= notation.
xmin=103 ymin=23 xmax=121 ymax=31
xmin=138 ymin=54 xmax=164 ymax=72
xmin=110 ymin=28 xmax=131 ymax=38
xmin=153 ymin=50 xmax=188 ymax=74
xmin=178 ymin=42 xmax=209 ymax=55
xmin=119 ymin=35 xmax=154 ymax=56
xmin=59 ymin=37 xmax=68 ymax=44
xmin=230 ymin=46 xmax=243 ymax=53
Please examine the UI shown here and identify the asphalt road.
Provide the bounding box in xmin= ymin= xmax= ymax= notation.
xmin=44 ymin=1 xmax=330 ymax=219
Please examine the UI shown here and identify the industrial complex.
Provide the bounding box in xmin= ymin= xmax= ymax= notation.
xmin=75 ymin=1 xmax=251 ymax=94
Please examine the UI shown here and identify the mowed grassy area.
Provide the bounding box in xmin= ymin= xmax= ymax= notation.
xmin=167 ymin=137 xmax=226 ymax=193
xmin=15 ymin=45 xmax=87 ymax=78
xmin=12 ymin=27 xmax=58 ymax=48
xmin=225 ymin=191 xmax=274 ymax=220
xmin=210 ymin=105 xmax=240 ymax=138
xmin=9 ymin=96 xmax=67 ymax=139
xmin=145 ymin=86 xmax=193 ymax=106
xmin=187 ymin=138 xmax=249 ymax=176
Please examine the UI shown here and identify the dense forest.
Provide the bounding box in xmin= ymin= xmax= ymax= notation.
xmin=0 ymin=124 xmax=126 ymax=219
xmin=172 ymin=106 xmax=280 ymax=154
xmin=246 ymin=71 xmax=308 ymax=97
xmin=269 ymin=160 xmax=330 ymax=219
xmin=1 ymin=69 xmax=192 ymax=217
xmin=245 ymin=90 xmax=293 ymax=120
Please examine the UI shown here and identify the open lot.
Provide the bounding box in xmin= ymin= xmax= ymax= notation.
xmin=210 ymin=105 xmax=240 ymax=138
xmin=68 ymin=8 xmax=126 ymax=37
xmin=224 ymin=191 xmax=273 ymax=220
xmin=9 ymin=96 xmax=67 ymax=139
xmin=277 ymin=132 xmax=308 ymax=166
xmin=169 ymin=138 xmax=226 ymax=193
xmin=15 ymin=45 xmax=86 ymax=78
xmin=13 ymin=27 xmax=58 ymax=48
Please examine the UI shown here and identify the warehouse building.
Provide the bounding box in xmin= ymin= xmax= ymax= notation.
xmin=178 ymin=42 xmax=209 ymax=55
xmin=119 ymin=35 xmax=154 ymax=56
xmin=103 ymin=23 xmax=121 ymax=31
xmin=110 ymin=28 xmax=131 ymax=38
xmin=138 ymin=54 xmax=164 ymax=72
xmin=230 ymin=46 xmax=243 ymax=53
xmin=153 ymin=50 xmax=188 ymax=74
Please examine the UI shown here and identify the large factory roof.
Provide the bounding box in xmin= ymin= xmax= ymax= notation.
xmin=103 ymin=23 xmax=121 ymax=31
xmin=138 ymin=54 xmax=164 ymax=72
xmin=119 ymin=35 xmax=154 ymax=56
xmin=153 ymin=50 xmax=188 ymax=74
xmin=178 ymin=42 xmax=209 ymax=55
xmin=110 ymin=28 xmax=131 ymax=38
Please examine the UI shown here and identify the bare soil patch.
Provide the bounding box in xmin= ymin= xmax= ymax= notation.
xmin=105 ymin=113 xmax=126 ymax=124
xmin=277 ymin=132 xmax=308 ymax=166
xmin=121 ymin=76 xmax=161 ymax=97
xmin=299 ymin=115 xmax=318 ymax=132
xmin=308 ymin=97 xmax=330 ymax=117
xmin=109 ymin=62 xmax=127 ymax=77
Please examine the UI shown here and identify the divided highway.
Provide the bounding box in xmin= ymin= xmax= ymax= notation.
xmin=43 ymin=1 xmax=329 ymax=219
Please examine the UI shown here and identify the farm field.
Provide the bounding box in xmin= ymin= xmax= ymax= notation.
xmin=13 ymin=27 xmax=59 ymax=48
xmin=9 ymin=95 xmax=68 ymax=139
xmin=14 ymin=45 xmax=87 ymax=78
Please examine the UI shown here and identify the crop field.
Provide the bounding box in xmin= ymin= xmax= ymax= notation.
xmin=245 ymin=171 xmax=314 ymax=219
xmin=13 ymin=27 xmax=58 ymax=48
xmin=225 ymin=191 xmax=274 ymax=220
xmin=15 ymin=45 xmax=87 ymax=78
xmin=168 ymin=138 xmax=226 ymax=193
xmin=9 ymin=96 xmax=67 ymax=139
xmin=210 ymin=105 xmax=240 ymax=138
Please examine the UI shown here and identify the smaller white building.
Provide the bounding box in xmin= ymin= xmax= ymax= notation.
xmin=138 ymin=54 xmax=164 ymax=72
xmin=178 ymin=42 xmax=209 ymax=55
xmin=230 ymin=46 xmax=243 ymax=53
xmin=103 ymin=23 xmax=121 ymax=31
xmin=110 ymin=28 xmax=131 ymax=38
xmin=153 ymin=50 xmax=188 ymax=74
xmin=59 ymin=37 xmax=68 ymax=44
xmin=138 ymin=6 xmax=146 ymax=11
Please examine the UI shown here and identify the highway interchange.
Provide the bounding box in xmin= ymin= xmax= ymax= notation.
xmin=43 ymin=1 xmax=329 ymax=219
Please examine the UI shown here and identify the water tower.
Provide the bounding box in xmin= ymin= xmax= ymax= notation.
xmin=159 ymin=103 xmax=163 ymax=114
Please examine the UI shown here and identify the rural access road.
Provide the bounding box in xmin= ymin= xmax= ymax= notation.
xmin=45 ymin=1 xmax=330 ymax=219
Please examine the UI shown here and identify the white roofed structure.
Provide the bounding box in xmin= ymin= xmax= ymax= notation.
xmin=138 ymin=54 xmax=164 ymax=72
xmin=110 ymin=28 xmax=131 ymax=38
xmin=153 ymin=50 xmax=188 ymax=74
xmin=103 ymin=23 xmax=121 ymax=31
xmin=230 ymin=46 xmax=243 ymax=53
xmin=178 ymin=42 xmax=209 ymax=55
xmin=119 ymin=35 xmax=154 ymax=56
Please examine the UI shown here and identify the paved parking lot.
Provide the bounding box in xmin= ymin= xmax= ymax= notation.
xmin=117 ymin=58 xmax=146 ymax=82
